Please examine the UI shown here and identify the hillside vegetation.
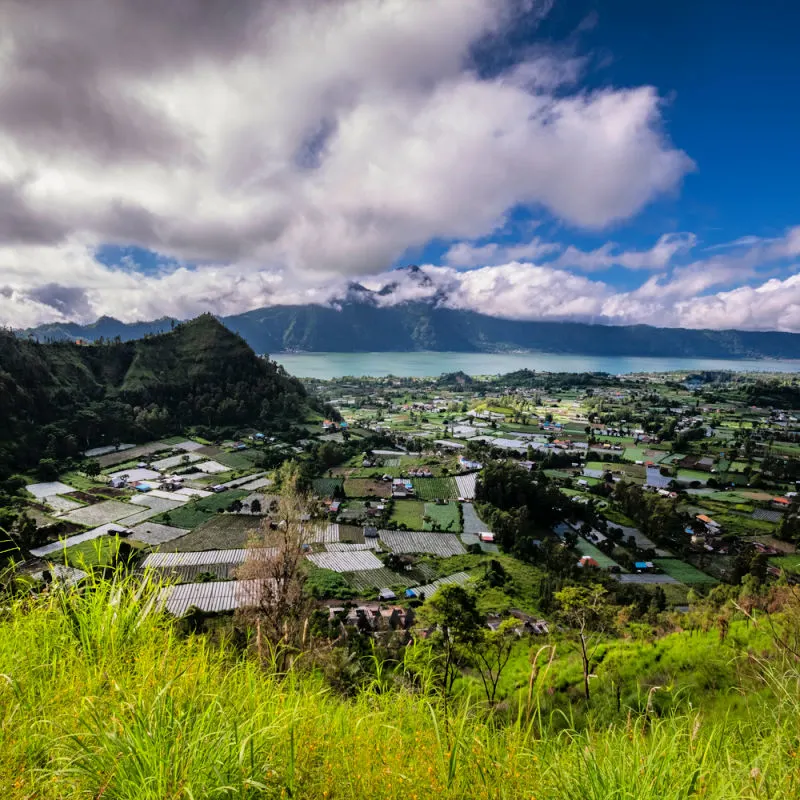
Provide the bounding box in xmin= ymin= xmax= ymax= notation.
xmin=0 ymin=315 xmax=309 ymax=472
xmin=0 ymin=572 xmax=798 ymax=799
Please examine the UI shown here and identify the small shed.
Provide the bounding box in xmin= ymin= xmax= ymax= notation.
xmin=378 ymin=588 xmax=397 ymax=601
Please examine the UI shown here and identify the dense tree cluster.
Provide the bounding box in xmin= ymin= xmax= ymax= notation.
xmin=475 ymin=461 xmax=564 ymax=560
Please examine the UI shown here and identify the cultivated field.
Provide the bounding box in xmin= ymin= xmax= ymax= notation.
xmin=344 ymin=479 xmax=391 ymax=499
xmin=412 ymin=477 xmax=459 ymax=501
xmin=166 ymin=514 xmax=265 ymax=551
xmin=423 ymin=502 xmax=461 ymax=532
xmin=306 ymin=551 xmax=384 ymax=572
xmin=61 ymin=500 xmax=141 ymax=527
xmin=654 ymin=558 xmax=717 ymax=585
xmin=344 ymin=567 xmax=415 ymax=591
xmin=379 ymin=530 xmax=465 ymax=556
xmin=312 ymin=478 xmax=345 ymax=496
xmin=388 ymin=500 xmax=426 ymax=529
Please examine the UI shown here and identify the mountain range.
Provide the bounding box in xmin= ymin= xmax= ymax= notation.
xmin=16 ymin=281 xmax=800 ymax=360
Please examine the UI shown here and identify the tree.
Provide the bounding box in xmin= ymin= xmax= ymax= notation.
xmin=237 ymin=480 xmax=318 ymax=672
xmin=422 ymin=585 xmax=482 ymax=712
xmin=250 ymin=498 xmax=262 ymax=514
xmin=83 ymin=459 xmax=101 ymax=478
xmin=555 ymin=584 xmax=614 ymax=702
xmin=472 ymin=619 xmax=522 ymax=705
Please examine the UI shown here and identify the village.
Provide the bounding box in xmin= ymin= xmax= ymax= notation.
xmin=11 ymin=368 xmax=800 ymax=635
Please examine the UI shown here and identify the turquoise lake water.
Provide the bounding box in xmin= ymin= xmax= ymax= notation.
xmin=270 ymin=351 xmax=800 ymax=379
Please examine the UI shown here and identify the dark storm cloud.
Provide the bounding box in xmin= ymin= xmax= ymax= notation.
xmin=25 ymin=283 xmax=92 ymax=316
xmin=0 ymin=0 xmax=274 ymax=164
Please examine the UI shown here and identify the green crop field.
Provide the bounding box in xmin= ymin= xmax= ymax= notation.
xmin=769 ymin=555 xmax=800 ymax=573
xmin=412 ymin=476 xmax=459 ymax=500
xmin=312 ymin=477 xmax=345 ymax=496
xmin=153 ymin=490 xmax=250 ymax=529
xmin=213 ymin=450 xmax=261 ymax=470
xmin=388 ymin=499 xmax=426 ymax=529
xmin=654 ymin=558 xmax=717 ymax=585
xmin=574 ymin=539 xmax=623 ymax=570
xmin=423 ymin=502 xmax=461 ymax=532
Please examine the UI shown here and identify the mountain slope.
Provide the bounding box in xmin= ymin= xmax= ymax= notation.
xmin=0 ymin=315 xmax=308 ymax=472
xmin=19 ymin=302 xmax=800 ymax=358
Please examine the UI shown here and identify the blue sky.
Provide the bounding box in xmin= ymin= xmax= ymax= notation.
xmin=1 ymin=0 xmax=799 ymax=331
xmin=412 ymin=0 xmax=800 ymax=272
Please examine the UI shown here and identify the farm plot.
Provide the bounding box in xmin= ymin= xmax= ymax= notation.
xmin=26 ymin=481 xmax=76 ymax=500
xmin=379 ymin=530 xmax=465 ymax=557
xmin=114 ymin=506 xmax=168 ymax=526
xmin=108 ymin=468 xmax=160 ymax=483
xmin=327 ymin=542 xmax=378 ymax=551
xmin=166 ymin=514 xmax=265 ymax=551
xmin=305 ymin=523 xmax=341 ymax=544
xmin=752 ymin=508 xmax=783 ymax=523
xmin=306 ymin=551 xmax=384 ymax=572
xmin=213 ymin=450 xmax=261 ymax=470
xmin=574 ymin=539 xmax=623 ymax=571
xmin=344 ymin=568 xmax=415 ymax=592
xmin=130 ymin=495 xmax=185 ymax=513
xmin=159 ymin=580 xmax=263 ymax=616
xmin=194 ymin=460 xmax=231 ymax=475
xmin=46 ymin=496 xmax=85 ymax=514
xmin=312 ymin=478 xmax=345 ymax=497
xmin=30 ymin=523 xmax=129 ymax=558
xmin=653 ymin=558 xmax=717 ymax=585
xmin=238 ymin=477 xmax=272 ymax=491
xmin=412 ymin=477 xmax=459 ymax=501
xmin=388 ymin=500 xmax=426 ymax=529
xmin=455 ymin=473 xmax=477 ymax=500
xmin=344 ymin=479 xmax=391 ymax=499
xmin=337 ymin=524 xmax=365 ymax=543
xmin=152 ymin=453 xmax=204 ymax=471
xmin=128 ymin=522 xmax=191 ymax=546
xmin=96 ymin=443 xmax=174 ymax=468
xmin=61 ymin=500 xmax=141 ymax=527
xmin=423 ymin=502 xmax=461 ymax=532
xmin=406 ymin=572 xmax=471 ymax=599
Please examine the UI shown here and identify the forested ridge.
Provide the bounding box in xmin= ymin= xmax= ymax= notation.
xmin=0 ymin=315 xmax=309 ymax=473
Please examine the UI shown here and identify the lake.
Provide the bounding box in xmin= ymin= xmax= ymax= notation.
xmin=270 ymin=351 xmax=800 ymax=379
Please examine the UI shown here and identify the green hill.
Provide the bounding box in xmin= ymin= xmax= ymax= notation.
xmin=0 ymin=314 xmax=309 ymax=472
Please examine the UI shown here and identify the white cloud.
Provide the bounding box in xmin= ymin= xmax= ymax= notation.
xmin=0 ymin=0 xmax=691 ymax=285
xmin=554 ymin=232 xmax=697 ymax=271
xmin=444 ymin=237 xmax=560 ymax=267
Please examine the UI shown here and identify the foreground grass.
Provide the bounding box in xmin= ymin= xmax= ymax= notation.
xmin=1 ymin=578 xmax=799 ymax=798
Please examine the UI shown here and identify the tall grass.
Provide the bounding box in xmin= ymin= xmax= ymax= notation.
xmin=0 ymin=572 xmax=799 ymax=798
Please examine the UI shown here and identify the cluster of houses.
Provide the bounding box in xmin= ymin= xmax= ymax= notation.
xmin=391 ymin=478 xmax=414 ymax=498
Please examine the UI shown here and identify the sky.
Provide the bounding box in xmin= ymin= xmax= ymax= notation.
xmin=0 ymin=0 xmax=799 ymax=332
